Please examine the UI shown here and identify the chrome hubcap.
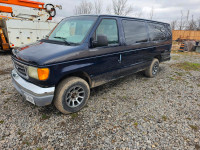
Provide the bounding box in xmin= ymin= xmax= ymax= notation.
xmin=152 ymin=62 xmax=159 ymax=75
xmin=65 ymin=86 xmax=85 ymax=108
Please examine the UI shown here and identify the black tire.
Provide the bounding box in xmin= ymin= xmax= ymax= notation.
xmin=145 ymin=58 xmax=159 ymax=78
xmin=54 ymin=77 xmax=90 ymax=114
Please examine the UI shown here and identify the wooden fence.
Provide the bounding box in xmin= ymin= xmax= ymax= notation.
xmin=172 ymin=30 xmax=200 ymax=41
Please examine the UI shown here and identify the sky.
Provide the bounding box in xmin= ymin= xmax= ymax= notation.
xmin=2 ymin=0 xmax=200 ymax=23
xmin=41 ymin=0 xmax=200 ymax=23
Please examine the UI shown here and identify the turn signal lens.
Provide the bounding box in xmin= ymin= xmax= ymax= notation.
xmin=37 ymin=68 xmax=49 ymax=81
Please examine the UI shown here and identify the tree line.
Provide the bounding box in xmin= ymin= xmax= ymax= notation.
xmin=74 ymin=0 xmax=133 ymax=17
xmin=170 ymin=10 xmax=200 ymax=31
xmin=74 ymin=0 xmax=199 ymax=31
xmin=73 ymin=0 xmax=155 ymax=20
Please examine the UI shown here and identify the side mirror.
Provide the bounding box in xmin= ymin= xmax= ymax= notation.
xmin=92 ymin=35 xmax=108 ymax=47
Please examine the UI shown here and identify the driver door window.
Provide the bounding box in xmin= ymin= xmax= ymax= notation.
xmin=94 ymin=19 xmax=119 ymax=46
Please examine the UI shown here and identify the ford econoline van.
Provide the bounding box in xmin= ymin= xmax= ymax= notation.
xmin=11 ymin=15 xmax=172 ymax=114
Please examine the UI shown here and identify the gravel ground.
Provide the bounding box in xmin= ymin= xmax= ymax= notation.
xmin=0 ymin=52 xmax=200 ymax=150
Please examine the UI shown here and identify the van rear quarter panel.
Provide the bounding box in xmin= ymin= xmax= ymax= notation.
xmin=145 ymin=40 xmax=172 ymax=62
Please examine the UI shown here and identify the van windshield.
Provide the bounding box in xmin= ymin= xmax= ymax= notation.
xmin=48 ymin=16 xmax=97 ymax=45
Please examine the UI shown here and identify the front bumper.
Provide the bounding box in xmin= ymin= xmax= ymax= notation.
xmin=11 ymin=69 xmax=55 ymax=106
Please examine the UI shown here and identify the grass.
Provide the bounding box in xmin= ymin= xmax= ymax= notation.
xmin=186 ymin=118 xmax=191 ymax=121
xmin=162 ymin=115 xmax=167 ymax=121
xmin=168 ymin=76 xmax=182 ymax=81
xmin=124 ymin=112 xmax=129 ymax=116
xmin=159 ymin=88 xmax=165 ymax=92
xmin=3 ymin=106 xmax=8 ymax=110
xmin=17 ymin=129 xmax=24 ymax=137
xmin=0 ymin=120 xmax=4 ymax=124
xmin=188 ymin=85 xmax=194 ymax=88
xmin=189 ymin=125 xmax=199 ymax=131
xmin=174 ymin=121 xmax=178 ymax=124
xmin=41 ymin=114 xmax=50 ymax=120
xmin=173 ymin=62 xmax=200 ymax=71
xmin=1 ymin=90 xmax=5 ymax=94
xmin=171 ymin=55 xmax=180 ymax=60
xmin=143 ymin=118 xmax=148 ymax=122
xmin=84 ymin=104 xmax=89 ymax=108
xmin=174 ymin=71 xmax=185 ymax=76
xmin=36 ymin=148 xmax=43 ymax=150
xmin=70 ymin=113 xmax=78 ymax=119
xmin=186 ymin=71 xmax=192 ymax=76
xmin=134 ymin=102 xmax=138 ymax=106
xmin=22 ymin=140 xmax=30 ymax=146
xmin=133 ymin=122 xmax=138 ymax=128
xmin=169 ymin=77 xmax=175 ymax=80
xmin=122 ymin=96 xmax=127 ymax=99
xmin=171 ymin=51 xmax=200 ymax=57
xmin=112 ymin=92 xmax=116 ymax=95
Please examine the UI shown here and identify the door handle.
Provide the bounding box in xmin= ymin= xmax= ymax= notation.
xmin=118 ymin=54 xmax=122 ymax=63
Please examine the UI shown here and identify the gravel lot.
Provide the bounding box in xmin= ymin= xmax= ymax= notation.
xmin=0 ymin=52 xmax=200 ymax=150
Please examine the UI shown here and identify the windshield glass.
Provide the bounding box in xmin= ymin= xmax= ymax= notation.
xmin=49 ymin=16 xmax=97 ymax=44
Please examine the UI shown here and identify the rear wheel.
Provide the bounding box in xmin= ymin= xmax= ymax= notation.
xmin=54 ymin=77 xmax=90 ymax=114
xmin=145 ymin=58 xmax=159 ymax=78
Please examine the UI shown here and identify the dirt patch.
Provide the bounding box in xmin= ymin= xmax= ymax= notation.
xmin=0 ymin=68 xmax=12 ymax=75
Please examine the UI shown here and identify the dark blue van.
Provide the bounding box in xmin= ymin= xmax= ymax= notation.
xmin=11 ymin=15 xmax=172 ymax=114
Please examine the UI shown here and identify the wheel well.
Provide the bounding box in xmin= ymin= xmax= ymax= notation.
xmin=154 ymin=55 xmax=161 ymax=62
xmin=56 ymin=72 xmax=92 ymax=88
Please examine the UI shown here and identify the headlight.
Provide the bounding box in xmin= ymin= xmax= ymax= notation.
xmin=28 ymin=66 xmax=49 ymax=81
xmin=28 ymin=66 xmax=38 ymax=79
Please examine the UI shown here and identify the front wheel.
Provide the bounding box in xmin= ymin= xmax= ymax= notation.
xmin=145 ymin=58 xmax=159 ymax=78
xmin=54 ymin=77 xmax=90 ymax=114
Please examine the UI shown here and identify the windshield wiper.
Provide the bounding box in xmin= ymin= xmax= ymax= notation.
xmin=54 ymin=36 xmax=70 ymax=45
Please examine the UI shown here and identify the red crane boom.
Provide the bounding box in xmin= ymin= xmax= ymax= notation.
xmin=0 ymin=0 xmax=45 ymax=9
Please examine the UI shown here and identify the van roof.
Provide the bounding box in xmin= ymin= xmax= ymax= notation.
xmin=71 ymin=14 xmax=170 ymax=25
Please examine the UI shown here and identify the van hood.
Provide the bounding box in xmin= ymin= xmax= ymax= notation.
xmin=12 ymin=40 xmax=88 ymax=66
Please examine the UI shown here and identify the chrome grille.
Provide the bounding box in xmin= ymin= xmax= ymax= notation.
xmin=13 ymin=60 xmax=28 ymax=78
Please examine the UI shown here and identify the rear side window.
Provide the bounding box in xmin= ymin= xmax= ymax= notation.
xmin=94 ymin=19 xmax=119 ymax=45
xmin=148 ymin=23 xmax=167 ymax=41
xmin=165 ymin=24 xmax=172 ymax=39
xmin=122 ymin=20 xmax=148 ymax=45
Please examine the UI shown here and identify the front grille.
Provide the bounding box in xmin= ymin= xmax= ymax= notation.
xmin=13 ymin=60 xmax=28 ymax=78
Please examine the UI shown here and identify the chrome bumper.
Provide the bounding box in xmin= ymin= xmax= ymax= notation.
xmin=11 ymin=69 xmax=55 ymax=106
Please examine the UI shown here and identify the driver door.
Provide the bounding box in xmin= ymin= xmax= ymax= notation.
xmin=89 ymin=18 xmax=123 ymax=86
